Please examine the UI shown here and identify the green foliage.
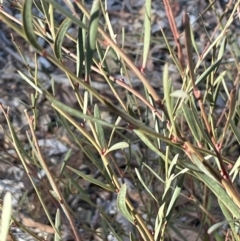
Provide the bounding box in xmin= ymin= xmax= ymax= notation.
xmin=0 ymin=0 xmax=240 ymax=240
xmin=0 ymin=193 xmax=12 ymax=241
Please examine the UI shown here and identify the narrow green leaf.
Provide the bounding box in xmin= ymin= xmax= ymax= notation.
xmin=170 ymin=90 xmax=188 ymax=99
xmin=182 ymin=103 xmax=201 ymax=143
xmin=154 ymin=204 xmax=165 ymax=240
xmin=86 ymin=0 xmax=100 ymax=77
xmin=207 ymin=220 xmax=231 ymax=234
xmin=40 ymin=0 xmax=87 ymax=29
xmin=51 ymin=77 xmax=56 ymax=96
xmin=18 ymin=71 xmax=43 ymax=94
xmin=163 ymin=64 xmax=177 ymax=135
xmin=135 ymin=168 xmax=158 ymax=202
xmin=196 ymin=172 xmax=240 ymax=219
xmin=105 ymin=142 xmax=129 ymax=155
xmin=64 ymin=149 xmax=72 ymax=161
xmin=22 ymin=0 xmax=42 ymax=51
xmin=134 ymin=130 xmax=166 ymax=160
xmin=54 ymin=209 xmax=61 ymax=241
xmin=50 ymin=190 xmax=60 ymax=202
xmin=33 ymin=0 xmax=45 ymax=14
xmin=94 ymin=105 xmax=106 ymax=149
xmin=97 ymin=42 xmax=109 ymax=73
xmin=101 ymin=2 xmax=120 ymax=70
xmin=168 ymin=154 xmax=178 ymax=177
xmin=48 ymin=4 xmax=55 ymax=39
xmin=230 ymin=119 xmax=240 ymax=144
xmin=184 ymin=12 xmax=195 ymax=85
xmin=213 ymin=71 xmax=226 ymax=86
xmin=64 ymin=172 xmax=95 ymax=205
xmin=212 ymin=79 xmax=222 ymax=107
xmin=108 ymin=116 xmax=122 ymax=147
xmin=59 ymin=149 xmax=72 ymax=176
xmin=189 ymin=17 xmax=199 ymax=56
xmin=217 ymin=37 xmax=227 ymax=61
xmin=190 ymin=101 xmax=213 ymax=145
xmin=182 ymin=103 xmax=212 ymax=145
xmin=229 ymin=156 xmax=240 ymax=177
xmin=101 ymin=215 xmax=123 ymax=241
xmin=143 ymin=163 xmax=164 ymax=183
xmin=82 ymin=14 xmax=87 ymax=49
xmin=76 ymin=26 xmax=85 ymax=77
xmin=67 ymin=166 xmax=115 ymax=192
xmin=83 ymin=146 xmax=106 ymax=177
xmin=89 ymin=0 xmax=100 ymax=51
xmin=127 ymin=104 xmax=137 ymax=119
xmin=189 ymin=152 xmax=216 ymax=180
xmin=1 ymin=192 xmax=12 ymax=241
xmin=162 ymin=176 xmax=173 ymax=199
xmin=39 ymin=0 xmax=55 ymax=39
xmin=48 ymin=95 xmax=124 ymax=129
xmin=160 ymin=28 xmax=182 ymax=74
xmin=117 ymin=183 xmax=134 ymax=224
xmin=82 ymin=90 xmax=88 ymax=117
xmin=142 ymin=0 xmax=151 ymax=69
xmin=218 ymin=200 xmax=239 ymax=240
xmin=209 ymin=37 xmax=226 ymax=75
xmin=54 ymin=18 xmax=72 ymax=60
xmin=130 ymin=232 xmax=137 ymax=241
xmin=196 ymin=58 xmax=223 ymax=86
xmin=40 ymin=0 xmax=50 ymax=22
xmin=166 ymin=174 xmax=184 ymax=218
xmin=2 ymin=111 xmax=57 ymax=232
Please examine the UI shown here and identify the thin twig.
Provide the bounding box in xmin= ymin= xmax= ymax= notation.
xmin=24 ymin=110 xmax=82 ymax=241
xmin=162 ymin=0 xmax=184 ymax=70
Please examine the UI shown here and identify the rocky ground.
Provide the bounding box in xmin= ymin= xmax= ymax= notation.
xmin=0 ymin=0 xmax=239 ymax=240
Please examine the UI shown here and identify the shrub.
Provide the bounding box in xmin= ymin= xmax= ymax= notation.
xmin=0 ymin=0 xmax=240 ymax=240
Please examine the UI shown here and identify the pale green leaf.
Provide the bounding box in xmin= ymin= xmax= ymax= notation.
xmin=142 ymin=0 xmax=151 ymax=69
xmin=94 ymin=105 xmax=106 ymax=149
xmin=163 ymin=64 xmax=177 ymax=135
xmin=76 ymin=26 xmax=85 ymax=77
xmin=166 ymin=174 xmax=185 ymax=218
xmin=196 ymin=59 xmax=222 ymax=86
xmin=48 ymin=95 xmax=124 ymax=129
xmin=135 ymin=168 xmax=158 ymax=203
xmin=134 ymin=130 xmax=166 ymax=160
xmin=196 ymin=172 xmax=240 ymax=219
xmin=105 ymin=142 xmax=129 ymax=155
xmin=170 ymin=90 xmax=188 ymax=98
xmin=22 ymin=0 xmax=42 ymax=51
xmin=168 ymin=154 xmax=178 ymax=177
xmin=117 ymin=183 xmax=134 ymax=224
xmin=86 ymin=0 xmax=100 ymax=77
xmin=1 ymin=192 xmax=12 ymax=241
xmin=54 ymin=209 xmax=61 ymax=241
xmin=67 ymin=166 xmax=115 ymax=192
xmin=54 ymin=18 xmax=72 ymax=60
xmin=182 ymin=103 xmax=201 ymax=143
xmin=18 ymin=71 xmax=43 ymax=94
xmin=217 ymin=200 xmax=239 ymax=240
